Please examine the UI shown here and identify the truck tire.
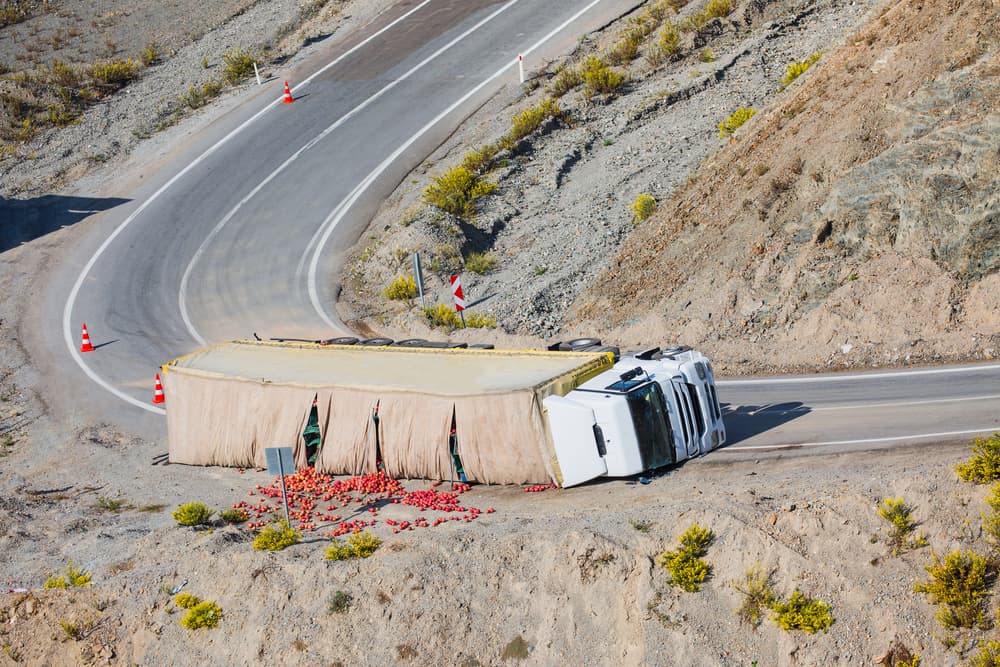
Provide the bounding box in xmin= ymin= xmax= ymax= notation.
xmin=358 ymin=337 xmax=394 ymax=346
xmin=392 ymin=339 xmax=430 ymax=347
xmin=321 ymin=337 xmax=359 ymax=345
xmin=566 ymin=338 xmax=602 ymax=349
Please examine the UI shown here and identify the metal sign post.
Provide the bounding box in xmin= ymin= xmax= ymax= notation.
xmin=265 ymin=446 xmax=295 ymax=525
xmin=412 ymin=252 xmax=425 ymax=308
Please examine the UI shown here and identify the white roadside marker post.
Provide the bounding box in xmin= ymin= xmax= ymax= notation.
xmin=253 ymin=62 xmax=262 ymax=86
xmin=518 ymin=54 xmax=524 ymax=83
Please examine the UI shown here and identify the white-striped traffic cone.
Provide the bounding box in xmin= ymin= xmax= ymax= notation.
xmin=152 ymin=374 xmax=165 ymax=404
xmin=80 ymin=323 xmax=94 ymax=352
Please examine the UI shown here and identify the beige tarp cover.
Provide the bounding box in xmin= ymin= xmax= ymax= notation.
xmin=162 ymin=340 xmax=613 ymax=484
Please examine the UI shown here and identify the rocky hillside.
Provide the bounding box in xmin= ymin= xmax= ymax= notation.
xmin=340 ymin=0 xmax=999 ymax=374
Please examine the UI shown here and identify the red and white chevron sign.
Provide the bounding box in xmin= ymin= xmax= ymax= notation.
xmin=450 ymin=275 xmax=466 ymax=312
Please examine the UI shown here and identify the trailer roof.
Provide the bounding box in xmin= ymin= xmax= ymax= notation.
xmin=165 ymin=340 xmax=613 ymax=396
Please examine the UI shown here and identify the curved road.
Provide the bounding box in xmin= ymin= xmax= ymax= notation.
xmin=46 ymin=0 xmax=998 ymax=447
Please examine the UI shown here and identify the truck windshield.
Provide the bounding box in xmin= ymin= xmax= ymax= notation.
xmin=626 ymin=383 xmax=675 ymax=469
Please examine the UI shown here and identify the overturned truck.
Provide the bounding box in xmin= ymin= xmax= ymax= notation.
xmin=162 ymin=339 xmax=725 ymax=487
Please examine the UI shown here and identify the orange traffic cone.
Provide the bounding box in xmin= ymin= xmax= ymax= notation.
xmin=80 ymin=323 xmax=94 ymax=352
xmin=152 ymin=374 xmax=165 ymax=404
xmin=282 ymin=81 xmax=294 ymax=104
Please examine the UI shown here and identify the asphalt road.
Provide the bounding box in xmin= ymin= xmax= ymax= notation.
xmin=49 ymin=0 xmax=999 ymax=449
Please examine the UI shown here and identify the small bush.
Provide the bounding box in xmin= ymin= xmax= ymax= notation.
xmin=632 ymin=193 xmax=657 ymax=222
xmin=647 ymin=23 xmax=681 ymax=66
xmin=44 ymin=561 xmax=92 ymax=589
xmin=630 ymin=519 xmax=653 ymax=533
xmin=465 ymin=312 xmax=497 ymax=329
xmin=95 ymin=496 xmax=130 ymax=513
xmin=771 ymin=590 xmax=834 ymax=633
xmin=327 ymin=590 xmax=352 ymax=613
xmin=88 ymin=58 xmax=139 ymax=90
xmin=139 ymin=43 xmax=159 ymax=66
xmin=606 ymin=27 xmax=645 ymax=65
xmin=220 ymin=508 xmax=249 ymax=524
xmin=174 ymin=593 xmax=201 ymax=609
xmin=704 ymin=0 xmax=733 ymax=19
xmin=914 ymin=549 xmax=994 ymax=629
xmin=465 ymin=252 xmax=497 ymax=274
xmin=253 ymin=520 xmax=301 ymax=551
xmin=780 ymin=52 xmax=822 ymax=88
xmin=461 ymin=144 xmax=499 ymax=174
xmin=581 ymin=56 xmax=626 ymax=97
xmin=877 ymin=497 xmax=927 ymax=554
xmin=967 ymin=640 xmax=1000 ymax=667
xmin=956 ymin=433 xmax=1000 ymax=483
xmin=423 ymin=303 xmax=462 ymax=329
xmin=731 ymin=563 xmax=776 ymax=627
xmin=983 ymin=483 xmax=1000 ymax=551
xmin=383 ymin=275 xmax=418 ymax=301
xmin=655 ymin=524 xmax=714 ymax=592
xmin=172 ymin=502 xmax=214 ymax=526
xmin=422 ymin=166 xmax=496 ymax=219
xmin=699 ymin=48 xmax=715 ymax=63
xmin=326 ymin=530 xmax=382 ymax=560
xmin=348 ymin=530 xmax=382 ymax=557
xmin=221 ymin=49 xmax=256 ymax=84
xmin=181 ymin=80 xmax=222 ymax=109
xmin=718 ymin=107 xmax=756 ymax=138
xmin=505 ymin=98 xmax=560 ymax=146
xmin=181 ymin=600 xmax=223 ymax=630
xmin=548 ymin=65 xmax=582 ymax=97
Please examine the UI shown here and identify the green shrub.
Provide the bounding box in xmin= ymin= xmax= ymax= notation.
xmin=983 ymin=483 xmax=1000 ymax=551
xmin=956 ymin=434 xmax=1000 ymax=483
xmin=606 ymin=27 xmax=645 ymax=65
xmin=699 ymin=48 xmax=715 ymax=63
xmin=967 ymin=640 xmax=1000 ymax=667
xmin=464 ymin=312 xmax=497 ymax=329
xmin=220 ymin=508 xmax=249 ymax=524
xmin=461 ymin=143 xmax=499 ymax=174
xmin=581 ymin=56 xmax=626 ymax=97
xmin=327 ymin=590 xmax=352 ymax=613
xmin=647 ymin=22 xmax=681 ymax=66
xmin=46 ymin=103 xmax=79 ymax=127
xmin=780 ymin=52 xmax=822 ymax=88
xmin=771 ymin=590 xmax=834 ymax=633
xmin=172 ymin=502 xmax=215 ymax=526
xmin=88 ymin=58 xmax=139 ymax=90
xmin=655 ymin=524 xmax=714 ymax=592
xmin=422 ymin=166 xmax=496 ymax=219
xmin=348 ymin=530 xmax=382 ymax=557
xmin=139 ymin=43 xmax=159 ymax=66
xmin=50 ymin=60 xmax=81 ymax=88
xmin=630 ymin=519 xmax=652 ymax=532
xmin=731 ymin=563 xmax=776 ymax=627
xmin=504 ymin=98 xmax=560 ymax=147
xmin=181 ymin=80 xmax=222 ymax=109
xmin=717 ymin=107 xmax=756 ymax=138
xmin=174 ymin=593 xmax=201 ymax=609
xmin=253 ymin=520 xmax=301 ymax=551
xmin=704 ymin=0 xmax=733 ymax=19
xmin=914 ymin=549 xmax=994 ymax=629
xmin=422 ymin=303 xmax=462 ymax=329
xmin=326 ymin=530 xmax=382 ymax=560
xmin=631 ymin=193 xmax=657 ymax=222
xmin=465 ymin=252 xmax=497 ymax=274
xmin=877 ymin=497 xmax=927 ymax=554
xmin=44 ymin=561 xmax=92 ymax=589
xmin=383 ymin=275 xmax=418 ymax=301
xmin=221 ymin=49 xmax=256 ymax=84
xmin=548 ymin=65 xmax=582 ymax=97
xmin=181 ymin=600 xmax=223 ymax=629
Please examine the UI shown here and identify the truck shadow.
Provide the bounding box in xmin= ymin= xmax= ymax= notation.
xmin=719 ymin=401 xmax=811 ymax=445
xmin=0 ymin=194 xmax=130 ymax=253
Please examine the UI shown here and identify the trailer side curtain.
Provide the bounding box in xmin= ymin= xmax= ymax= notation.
xmin=453 ymin=391 xmax=551 ymax=485
xmin=314 ymin=389 xmax=378 ymax=475
xmin=377 ymin=393 xmax=454 ymax=480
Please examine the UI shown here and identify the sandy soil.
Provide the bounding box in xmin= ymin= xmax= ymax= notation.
xmin=1 ymin=1 xmax=998 ymax=666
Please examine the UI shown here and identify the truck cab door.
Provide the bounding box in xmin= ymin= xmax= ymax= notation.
xmin=543 ymin=395 xmax=608 ymax=487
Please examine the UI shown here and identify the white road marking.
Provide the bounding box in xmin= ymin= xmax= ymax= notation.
xmin=743 ymin=393 xmax=1000 ymax=414
xmin=724 ymin=427 xmax=999 ymax=451
xmin=305 ymin=0 xmax=611 ymax=328
xmin=717 ymin=363 xmax=1000 ymax=386
xmin=64 ymin=0 xmax=436 ymax=411
xmin=182 ymin=0 xmax=522 ymax=344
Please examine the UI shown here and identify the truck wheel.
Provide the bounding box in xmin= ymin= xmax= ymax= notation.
xmin=392 ymin=339 xmax=430 ymax=347
xmin=566 ymin=338 xmax=602 ymax=349
xmin=359 ymin=337 xmax=394 ymax=346
xmin=322 ymin=337 xmax=359 ymax=345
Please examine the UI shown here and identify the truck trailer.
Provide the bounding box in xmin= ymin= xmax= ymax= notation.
xmin=161 ymin=338 xmax=724 ymax=487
